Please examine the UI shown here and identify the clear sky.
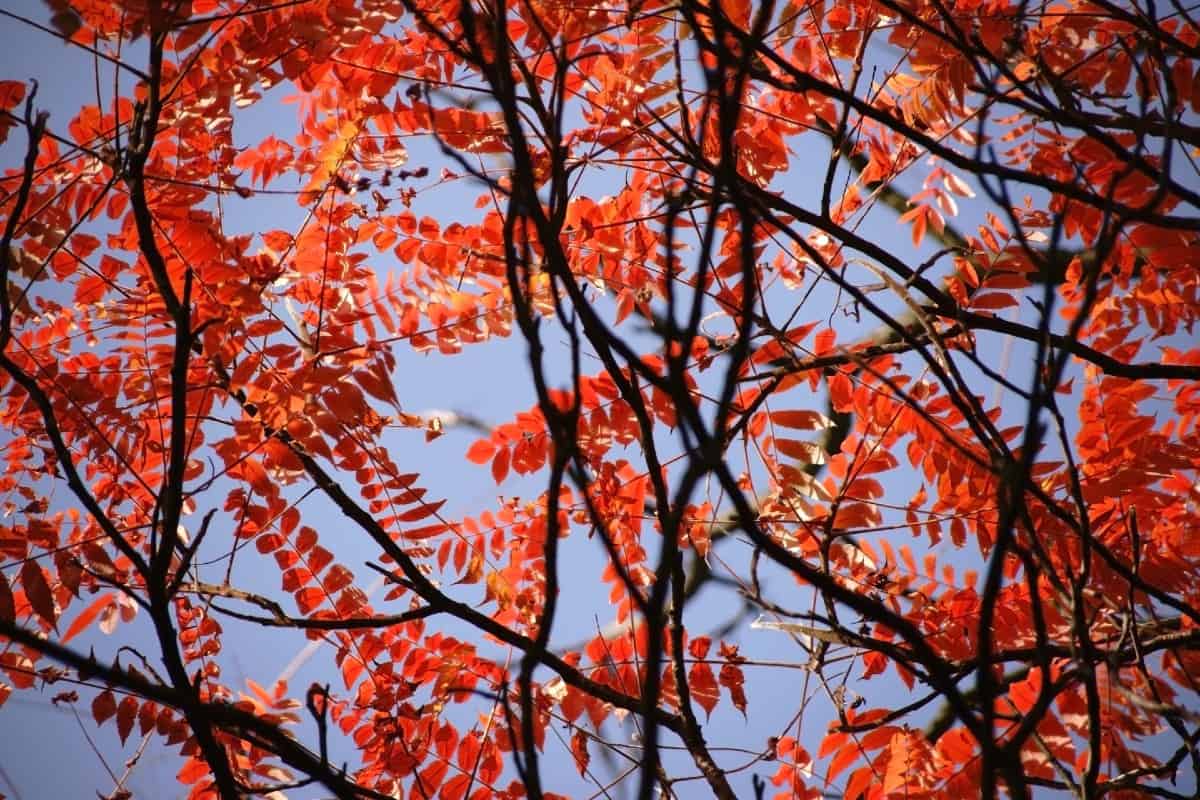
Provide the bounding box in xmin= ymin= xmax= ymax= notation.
xmin=0 ymin=4 xmax=1037 ymax=797
xmin=2 ymin=2 xmax=1191 ymax=799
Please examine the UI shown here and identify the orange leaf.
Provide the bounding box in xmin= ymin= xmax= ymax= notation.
xmin=239 ymin=458 xmax=272 ymax=496
xmin=246 ymin=678 xmax=275 ymax=708
xmin=944 ymin=172 xmax=975 ymax=197
xmin=826 ymin=5 xmax=851 ymax=29
xmin=62 ymin=593 xmax=116 ymax=644
xmin=855 ymin=450 xmax=898 ymax=475
xmin=910 ymin=206 xmax=928 ymax=246
xmin=938 ymin=727 xmax=976 ymax=762
xmin=614 ymin=289 xmax=635 ymax=325
xmin=770 ymin=409 xmax=831 ymax=430
xmin=859 ymin=724 xmax=900 ymax=751
xmin=177 ymin=757 xmax=211 ymax=785
xmin=844 ymin=765 xmax=874 ymax=800
xmin=776 ymin=438 xmax=824 ymax=463
xmin=883 ymin=734 xmax=911 ymax=793
xmin=813 ymin=327 xmax=836 ymax=355
xmin=466 ymin=439 xmax=496 ymax=464
xmin=819 ymin=730 xmax=848 ymax=758
xmin=828 ymin=372 xmax=855 ymax=413
xmin=491 ymin=446 xmax=510 ymax=484
xmin=826 ymin=742 xmax=861 ymax=783
xmin=395 ymin=237 xmax=421 ymax=264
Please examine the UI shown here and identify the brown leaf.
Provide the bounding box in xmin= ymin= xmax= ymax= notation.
xmin=92 ymin=689 xmax=117 ymax=726
xmin=571 ymin=729 xmax=590 ymax=775
xmin=0 ymin=570 xmax=14 ymax=622
xmin=51 ymin=12 xmax=81 ymax=38
xmin=20 ymin=561 xmax=56 ymax=628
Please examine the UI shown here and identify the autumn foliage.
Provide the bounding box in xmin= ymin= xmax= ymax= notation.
xmin=2 ymin=0 xmax=1200 ymax=798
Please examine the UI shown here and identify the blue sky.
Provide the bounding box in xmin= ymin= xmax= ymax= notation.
xmin=2 ymin=3 xmax=1193 ymax=799
xmin=0 ymin=6 xmax=1028 ymax=797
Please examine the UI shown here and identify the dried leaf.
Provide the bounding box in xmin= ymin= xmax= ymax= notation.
xmin=20 ymin=561 xmax=56 ymax=628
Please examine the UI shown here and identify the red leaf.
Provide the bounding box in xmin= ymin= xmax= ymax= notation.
xmin=239 ymin=458 xmax=272 ymax=496
xmin=855 ymin=450 xmax=898 ymax=475
xmin=92 ymin=689 xmax=117 ymax=726
xmin=491 ymin=446 xmax=510 ymax=484
xmin=813 ymin=327 xmax=836 ymax=355
xmin=294 ymin=587 xmax=325 ymax=615
xmin=776 ymin=438 xmax=823 ymax=463
xmin=62 ymin=593 xmax=116 ymax=644
xmin=826 ymin=5 xmax=851 ymax=29
xmin=398 ymin=499 xmax=446 ymax=522
xmin=571 ymin=729 xmax=590 ymax=775
xmin=256 ymin=533 xmax=284 ymax=553
xmin=971 ymin=291 xmax=1019 ymax=310
xmin=819 ymin=730 xmax=848 ymax=759
xmin=719 ymin=663 xmax=748 ymax=716
xmin=688 ymin=662 xmax=720 ymax=717
xmin=614 ymin=289 xmax=635 ymax=325
xmin=688 ymin=635 xmax=712 ymax=659
xmin=0 ymin=81 xmax=26 ymax=111
xmin=405 ymin=523 xmax=449 ymax=539
xmin=419 ymin=759 xmax=449 ymax=793
xmin=859 ymin=724 xmax=900 ymax=751
xmin=561 ymin=686 xmax=586 ymax=723
xmin=440 ymin=774 xmax=471 ymax=800
xmin=138 ymin=701 xmax=157 ymax=736
xmin=844 ymin=765 xmax=874 ymax=800
xmin=116 ymin=695 xmax=138 ymax=744
xmin=20 ymin=561 xmax=57 ymax=628
xmin=0 ymin=81 xmax=26 ymax=145
xmin=466 ymin=439 xmax=496 ymax=464
xmin=828 ymin=372 xmax=854 ymax=414
xmin=324 ymin=564 xmax=354 ymax=593
xmin=308 ymin=545 xmax=334 ymax=574
xmin=281 ymin=567 xmax=314 ymax=592
xmin=883 ymin=733 xmax=911 ymax=794
xmin=0 ymin=570 xmax=14 ymax=622
xmin=395 ymin=237 xmax=421 ymax=263
xmin=938 ymin=727 xmax=975 ymax=762
xmin=770 ymin=409 xmax=830 ymax=430
xmin=342 ymin=656 xmax=365 ymax=689
xmin=826 ymin=743 xmax=861 ymax=783
xmin=177 ymin=757 xmax=210 ymax=785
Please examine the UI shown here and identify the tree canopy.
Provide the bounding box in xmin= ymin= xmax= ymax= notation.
xmin=2 ymin=0 xmax=1200 ymax=798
